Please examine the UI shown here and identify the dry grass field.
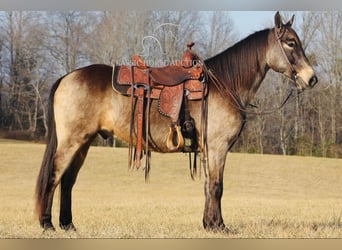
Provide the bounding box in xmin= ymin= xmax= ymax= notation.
xmin=0 ymin=138 xmax=342 ymax=238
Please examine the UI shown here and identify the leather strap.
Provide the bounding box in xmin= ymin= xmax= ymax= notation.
xmin=135 ymin=86 xmax=145 ymax=169
xmin=274 ymin=28 xmax=297 ymax=82
xmin=182 ymin=94 xmax=197 ymax=152
xmin=128 ymin=67 xmax=135 ymax=169
xmin=144 ymin=82 xmax=151 ymax=181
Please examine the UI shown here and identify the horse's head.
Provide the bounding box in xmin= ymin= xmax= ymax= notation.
xmin=266 ymin=11 xmax=318 ymax=91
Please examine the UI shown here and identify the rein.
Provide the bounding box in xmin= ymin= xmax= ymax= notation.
xmin=207 ymin=68 xmax=295 ymax=116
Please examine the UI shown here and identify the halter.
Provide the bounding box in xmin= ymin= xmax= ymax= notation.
xmin=274 ymin=27 xmax=298 ymax=83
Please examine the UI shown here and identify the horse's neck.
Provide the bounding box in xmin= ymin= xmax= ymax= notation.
xmin=207 ymin=29 xmax=270 ymax=107
xmin=242 ymin=63 xmax=269 ymax=105
xmin=232 ymin=49 xmax=269 ymax=106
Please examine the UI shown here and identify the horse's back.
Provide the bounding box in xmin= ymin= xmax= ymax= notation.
xmin=56 ymin=64 xmax=113 ymax=93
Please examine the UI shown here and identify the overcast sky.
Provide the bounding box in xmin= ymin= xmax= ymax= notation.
xmin=230 ymin=11 xmax=305 ymax=39
xmin=230 ymin=11 xmax=275 ymax=39
xmin=1 ymin=0 xmax=340 ymax=11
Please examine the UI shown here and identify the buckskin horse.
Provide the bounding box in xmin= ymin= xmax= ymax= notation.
xmin=35 ymin=12 xmax=317 ymax=232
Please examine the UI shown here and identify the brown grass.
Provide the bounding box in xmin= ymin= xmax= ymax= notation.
xmin=0 ymin=139 xmax=342 ymax=238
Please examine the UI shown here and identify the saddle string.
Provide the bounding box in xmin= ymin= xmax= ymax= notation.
xmin=144 ymin=74 xmax=152 ymax=182
xmin=128 ymin=66 xmax=136 ymax=169
xmin=111 ymin=64 xmax=136 ymax=169
xmin=182 ymin=52 xmax=209 ymax=179
xmin=183 ymin=53 xmax=209 ymax=179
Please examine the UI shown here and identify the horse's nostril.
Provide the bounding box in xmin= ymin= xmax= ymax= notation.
xmin=309 ymin=75 xmax=318 ymax=87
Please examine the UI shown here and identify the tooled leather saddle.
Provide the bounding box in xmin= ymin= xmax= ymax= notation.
xmin=112 ymin=42 xmax=208 ymax=175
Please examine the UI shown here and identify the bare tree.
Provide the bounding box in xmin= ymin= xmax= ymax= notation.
xmin=45 ymin=11 xmax=95 ymax=73
xmin=0 ymin=10 xmax=340 ymax=157
xmin=0 ymin=11 xmax=50 ymax=136
xmin=292 ymin=12 xmax=320 ymax=141
xmin=313 ymin=12 xmax=341 ymax=154
xmin=200 ymin=11 xmax=237 ymax=58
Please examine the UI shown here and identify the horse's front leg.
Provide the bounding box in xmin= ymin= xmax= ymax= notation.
xmin=202 ymin=147 xmax=227 ymax=232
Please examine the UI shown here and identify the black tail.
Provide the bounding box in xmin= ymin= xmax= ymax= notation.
xmin=35 ymin=77 xmax=63 ymax=220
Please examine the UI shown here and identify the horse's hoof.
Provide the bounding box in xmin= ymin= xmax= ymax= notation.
xmin=203 ymin=221 xmax=228 ymax=233
xmin=60 ymin=222 xmax=77 ymax=232
xmin=221 ymin=226 xmax=233 ymax=234
xmin=42 ymin=222 xmax=56 ymax=232
xmin=206 ymin=225 xmax=236 ymax=235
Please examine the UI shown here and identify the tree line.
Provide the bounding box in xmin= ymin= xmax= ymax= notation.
xmin=0 ymin=11 xmax=340 ymax=158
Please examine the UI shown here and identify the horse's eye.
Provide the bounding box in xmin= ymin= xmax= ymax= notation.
xmin=287 ymin=40 xmax=296 ymax=48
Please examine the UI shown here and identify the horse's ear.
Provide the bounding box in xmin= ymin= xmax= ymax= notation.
xmin=286 ymin=14 xmax=295 ymax=27
xmin=274 ymin=11 xmax=283 ymax=29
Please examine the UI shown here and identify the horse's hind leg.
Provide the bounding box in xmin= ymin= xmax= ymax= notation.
xmin=40 ymin=184 xmax=57 ymax=230
xmin=59 ymin=141 xmax=92 ymax=231
xmin=40 ymin=137 xmax=92 ymax=231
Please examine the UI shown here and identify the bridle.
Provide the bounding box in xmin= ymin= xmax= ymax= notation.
xmin=274 ymin=27 xmax=298 ymax=84
xmin=207 ymin=26 xmax=301 ymax=116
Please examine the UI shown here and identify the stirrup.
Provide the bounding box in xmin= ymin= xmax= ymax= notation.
xmin=166 ymin=125 xmax=184 ymax=151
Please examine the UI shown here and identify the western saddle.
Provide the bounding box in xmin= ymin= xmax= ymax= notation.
xmin=112 ymin=42 xmax=208 ymax=177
